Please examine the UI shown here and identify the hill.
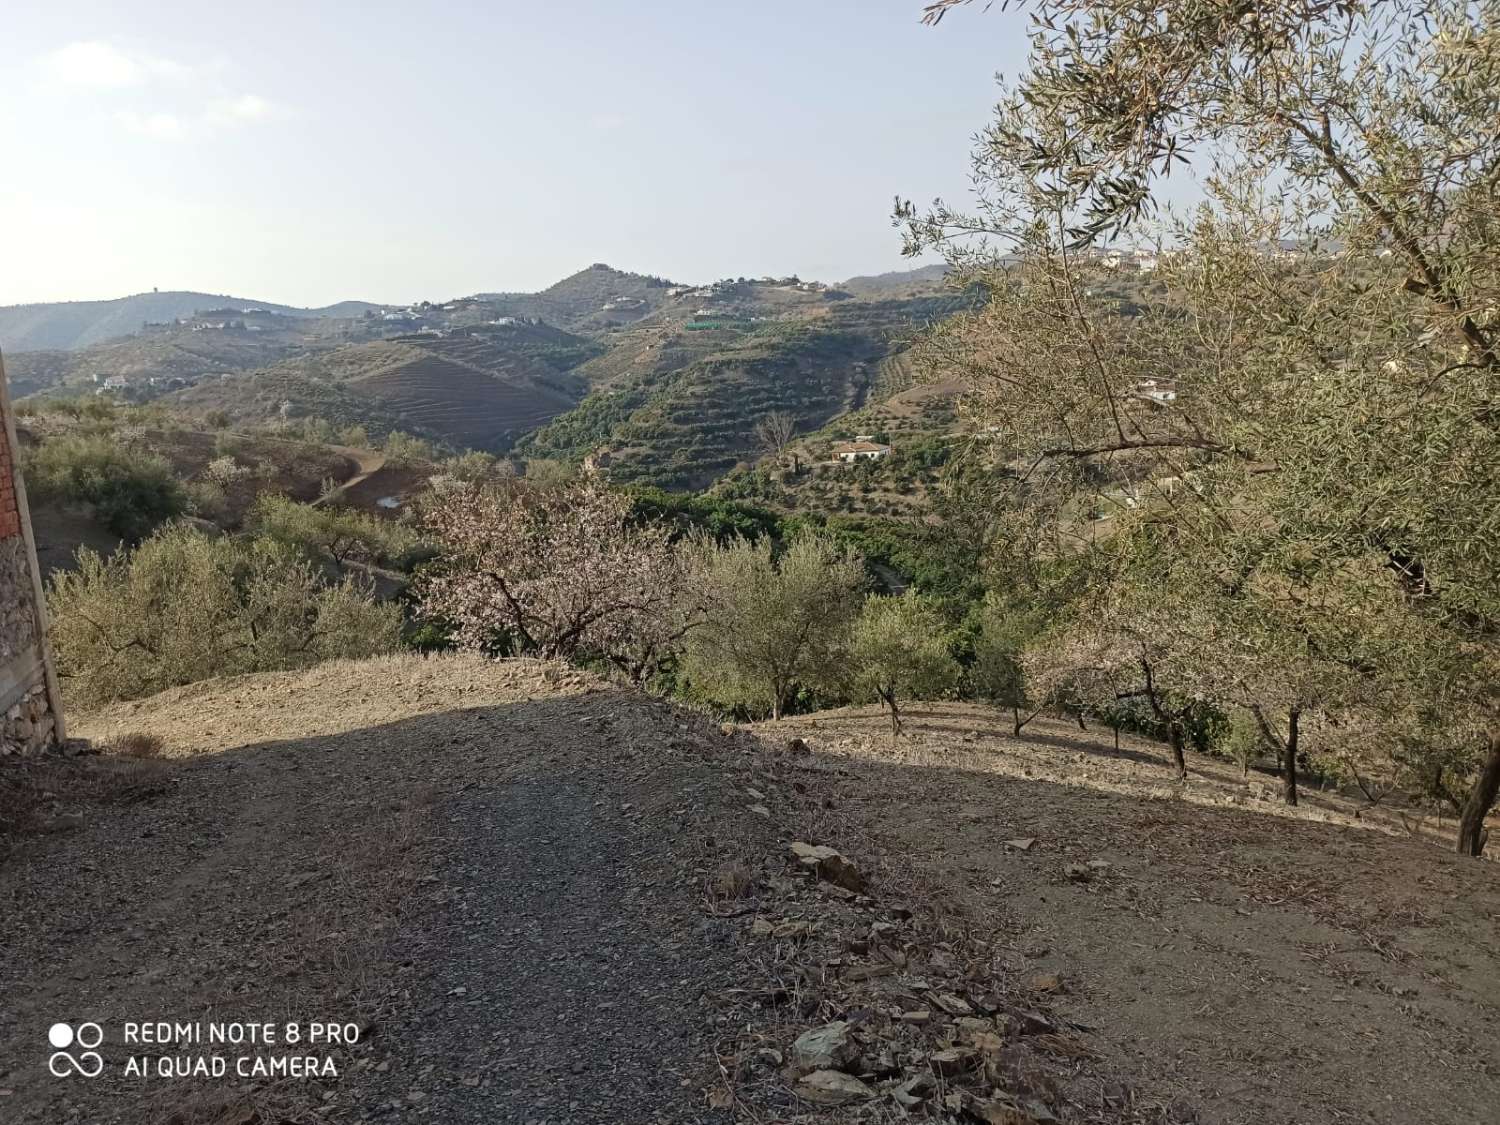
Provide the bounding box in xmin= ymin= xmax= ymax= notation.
xmin=0 ymin=291 xmax=382 ymax=352
xmin=839 ymin=263 xmax=949 ymax=298
xmin=171 ymin=327 xmax=593 ymax=451
xmin=520 ymin=293 xmax=975 ymax=490
xmin=475 ymin=263 xmax=680 ymax=334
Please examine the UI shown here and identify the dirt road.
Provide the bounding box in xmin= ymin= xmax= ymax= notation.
xmin=0 ymin=657 xmax=778 ymax=1124
xmin=4 ymin=663 xmax=1494 ymax=1124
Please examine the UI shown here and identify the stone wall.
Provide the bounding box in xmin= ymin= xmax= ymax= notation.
xmin=0 ymin=354 xmax=62 ymax=756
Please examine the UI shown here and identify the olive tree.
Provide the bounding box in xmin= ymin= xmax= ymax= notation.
xmin=850 ymin=591 xmax=961 ymax=738
xmin=681 ymin=531 xmax=865 ymax=719
xmin=48 ymin=524 xmax=401 ymax=706
xmin=907 ymin=0 xmax=1500 ymax=852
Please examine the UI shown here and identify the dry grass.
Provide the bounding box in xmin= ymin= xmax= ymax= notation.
xmin=103 ymin=731 xmax=166 ymax=759
xmin=710 ymin=859 xmax=756 ymax=902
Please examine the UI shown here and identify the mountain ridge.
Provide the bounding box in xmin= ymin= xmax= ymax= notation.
xmin=0 ymin=291 xmax=385 ymax=353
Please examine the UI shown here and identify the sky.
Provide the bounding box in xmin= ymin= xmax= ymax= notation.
xmin=0 ymin=0 xmax=1033 ymax=308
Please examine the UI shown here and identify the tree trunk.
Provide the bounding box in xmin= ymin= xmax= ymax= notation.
xmin=1167 ymin=724 xmax=1187 ymax=781
xmin=1283 ymin=707 xmax=1300 ymax=808
xmin=1076 ymin=712 xmax=1088 ymax=732
xmin=881 ymin=688 xmax=902 ymax=741
xmin=1456 ymin=730 xmax=1500 ymax=857
xmin=1012 ymin=706 xmax=1023 ymax=737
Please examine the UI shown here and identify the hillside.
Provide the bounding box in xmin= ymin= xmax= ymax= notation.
xmin=0 ymin=291 xmax=381 ymax=352
xmin=475 ymin=263 xmax=680 ymax=333
xmin=839 ymin=262 xmax=950 ymax=297
xmin=174 ymin=327 xmax=593 ymax=451
xmin=714 ymin=375 xmax=969 ymax=517
xmin=17 ymin=415 xmax=366 ymax=572
xmin=2 ymin=320 xmax=318 ymax=400
xmin=521 ymin=293 xmax=975 ymax=490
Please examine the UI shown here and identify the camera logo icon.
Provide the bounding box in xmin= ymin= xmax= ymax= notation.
xmin=48 ymin=1022 xmax=104 ymax=1078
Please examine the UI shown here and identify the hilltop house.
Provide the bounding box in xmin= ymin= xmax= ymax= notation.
xmin=1134 ymin=379 xmax=1178 ymax=405
xmin=831 ymin=440 xmax=892 ymax=463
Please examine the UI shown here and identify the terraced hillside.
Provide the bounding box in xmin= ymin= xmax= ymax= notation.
xmin=171 ymin=327 xmax=593 ymax=451
xmin=714 ymin=378 xmax=968 ymax=517
xmin=520 ymin=293 xmax=976 ymax=490
xmin=352 ymin=353 xmax=576 ymax=451
xmin=170 ymin=368 xmax=420 ymax=440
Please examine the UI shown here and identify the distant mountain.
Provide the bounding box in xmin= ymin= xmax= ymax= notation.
xmin=839 ymin=264 xmax=949 ymax=298
xmin=0 ymin=291 xmax=383 ymax=352
xmin=476 ymin=264 xmax=679 ymax=334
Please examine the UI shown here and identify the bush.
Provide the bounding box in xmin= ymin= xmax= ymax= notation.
xmin=248 ymin=494 xmax=424 ymax=574
xmin=23 ymin=434 xmax=186 ymax=541
xmin=48 ymin=524 xmax=403 ymax=706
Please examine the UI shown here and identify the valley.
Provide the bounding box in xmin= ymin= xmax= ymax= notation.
xmin=2 ymin=263 xmax=969 ymax=507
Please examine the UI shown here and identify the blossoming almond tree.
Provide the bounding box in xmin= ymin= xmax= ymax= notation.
xmin=417 ymin=479 xmax=691 ymax=683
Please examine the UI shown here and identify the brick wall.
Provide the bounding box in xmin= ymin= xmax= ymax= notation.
xmin=0 ymin=417 xmax=18 ymax=539
xmin=0 ymin=355 xmax=63 ymax=755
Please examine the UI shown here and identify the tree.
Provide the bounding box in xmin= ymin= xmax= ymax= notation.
xmin=681 ymin=531 xmax=866 ymax=718
xmin=249 ymin=494 xmax=423 ymax=575
xmin=753 ymin=411 xmax=797 ymax=461
xmin=972 ymin=592 xmax=1048 ymax=736
xmin=24 ymin=434 xmax=186 ymax=541
xmin=850 ymin=591 xmax=960 ymax=739
xmin=416 ymin=479 xmax=688 ymax=682
xmin=907 ymin=0 xmax=1500 ymax=852
xmin=48 ymin=524 xmax=401 ymax=706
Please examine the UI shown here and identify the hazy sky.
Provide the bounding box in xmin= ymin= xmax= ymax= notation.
xmin=0 ymin=1 xmax=1031 ymax=308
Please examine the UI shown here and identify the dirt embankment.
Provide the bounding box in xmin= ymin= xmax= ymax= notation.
xmin=760 ymin=703 xmax=1500 ymax=1125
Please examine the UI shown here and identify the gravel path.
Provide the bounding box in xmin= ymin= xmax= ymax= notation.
xmin=0 ymin=656 xmax=777 ymax=1125
xmin=346 ymin=778 xmax=745 ymax=1123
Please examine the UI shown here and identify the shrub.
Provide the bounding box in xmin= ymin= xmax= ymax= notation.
xmin=248 ymin=494 xmax=424 ymax=574
xmin=48 ymin=524 xmax=402 ymax=706
xmin=23 ymin=434 xmax=186 ymax=541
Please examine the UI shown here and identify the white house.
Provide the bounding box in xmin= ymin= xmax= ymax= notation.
xmin=1134 ymin=378 xmax=1178 ymax=405
xmin=831 ymin=440 xmax=892 ymax=463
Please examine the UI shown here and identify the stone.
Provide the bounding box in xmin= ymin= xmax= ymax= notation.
xmin=898 ymin=1009 xmax=931 ymax=1024
xmin=892 ymin=1074 xmax=933 ymax=1109
xmin=928 ymin=1046 xmax=979 ymax=1077
xmin=790 ymin=1021 xmax=857 ymax=1073
xmin=930 ymin=991 xmax=973 ymax=1016
xmin=975 ymin=1101 xmax=1042 ymax=1125
xmin=789 ymin=842 xmax=867 ymax=893
xmin=772 ymin=920 xmax=817 ymax=941
xmin=794 ymin=1069 xmax=873 ymax=1106
xmin=1005 ymin=837 xmax=1037 ymax=851
xmin=1027 ymin=972 xmax=1064 ymax=994
xmin=747 ymin=804 xmax=770 ymax=817
xmin=785 ymin=737 xmax=812 ymax=757
xmin=1063 ymin=863 xmax=1091 ymax=882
